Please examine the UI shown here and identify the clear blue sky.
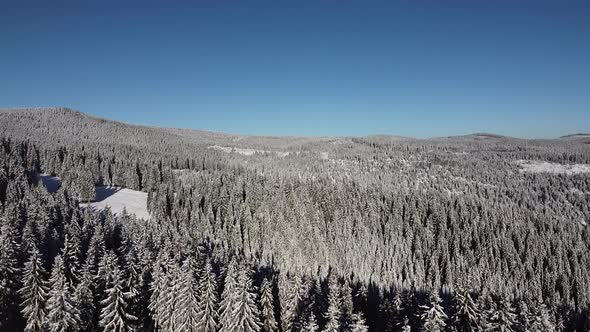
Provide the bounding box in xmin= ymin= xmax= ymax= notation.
xmin=1 ymin=0 xmax=589 ymax=138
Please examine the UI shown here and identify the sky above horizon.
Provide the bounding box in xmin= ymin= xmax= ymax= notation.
xmin=1 ymin=1 xmax=589 ymax=138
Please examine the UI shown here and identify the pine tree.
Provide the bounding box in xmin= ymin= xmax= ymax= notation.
xmin=218 ymin=260 xmax=238 ymax=332
xmin=46 ymin=255 xmax=80 ymax=332
xmin=420 ymin=291 xmax=447 ymax=332
xmin=260 ymin=277 xmax=278 ymax=332
xmin=99 ymin=263 xmax=136 ymax=332
xmin=350 ymin=312 xmax=369 ymax=332
xmin=62 ymin=234 xmax=80 ymax=287
xmin=323 ymin=272 xmax=341 ymax=332
xmin=301 ymin=312 xmax=319 ymax=332
xmin=196 ymin=259 xmax=219 ymax=332
xmin=148 ymin=252 xmax=177 ymax=331
xmin=228 ymin=266 xmax=262 ymax=332
xmin=0 ymin=219 xmax=21 ymax=330
xmin=486 ymin=298 xmax=516 ymax=332
xmin=175 ymin=257 xmax=200 ymax=332
xmin=341 ymin=281 xmax=355 ymax=329
xmin=453 ymin=288 xmax=481 ymax=332
xmin=528 ymin=301 xmax=555 ymax=331
xmin=75 ymin=263 xmax=96 ymax=332
xmin=19 ymin=247 xmax=49 ymax=332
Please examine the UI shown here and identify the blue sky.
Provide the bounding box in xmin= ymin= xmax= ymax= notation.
xmin=1 ymin=0 xmax=589 ymax=138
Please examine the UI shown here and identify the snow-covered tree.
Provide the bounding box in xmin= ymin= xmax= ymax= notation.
xmin=196 ymin=259 xmax=219 ymax=332
xmin=99 ymin=263 xmax=136 ymax=332
xmin=75 ymin=263 xmax=96 ymax=332
xmin=226 ymin=266 xmax=261 ymax=332
xmin=301 ymin=312 xmax=319 ymax=332
xmin=46 ymin=255 xmax=80 ymax=332
xmin=0 ymin=219 xmax=21 ymax=330
xmin=486 ymin=298 xmax=516 ymax=332
xmin=218 ymin=260 xmax=238 ymax=332
xmin=175 ymin=257 xmax=200 ymax=332
xmin=323 ymin=272 xmax=341 ymax=332
xmin=453 ymin=288 xmax=481 ymax=332
xmin=19 ymin=247 xmax=49 ymax=332
xmin=149 ymin=252 xmax=177 ymax=331
xmin=259 ymin=277 xmax=278 ymax=332
xmin=350 ymin=312 xmax=369 ymax=332
xmin=420 ymin=291 xmax=447 ymax=331
xmin=341 ymin=281 xmax=354 ymax=329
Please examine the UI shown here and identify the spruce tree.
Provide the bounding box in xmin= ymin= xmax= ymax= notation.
xmin=218 ymin=260 xmax=238 ymax=332
xmin=175 ymin=257 xmax=200 ymax=332
xmin=196 ymin=259 xmax=219 ymax=332
xmin=453 ymin=288 xmax=481 ymax=332
xmin=260 ymin=277 xmax=278 ymax=332
xmin=301 ymin=312 xmax=319 ymax=332
xmin=486 ymin=298 xmax=516 ymax=332
xmin=46 ymin=255 xmax=80 ymax=332
xmin=0 ymin=219 xmax=21 ymax=330
xmin=19 ymin=247 xmax=49 ymax=332
xmin=323 ymin=272 xmax=341 ymax=332
xmin=228 ymin=267 xmax=262 ymax=332
xmin=350 ymin=312 xmax=369 ymax=332
xmin=99 ymin=263 xmax=136 ymax=332
xmin=420 ymin=291 xmax=447 ymax=332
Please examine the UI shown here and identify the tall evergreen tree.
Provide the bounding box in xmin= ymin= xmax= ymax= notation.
xmin=260 ymin=277 xmax=278 ymax=332
xmin=453 ymin=288 xmax=482 ymax=332
xmin=218 ymin=260 xmax=238 ymax=332
xmin=420 ymin=291 xmax=447 ymax=332
xmin=19 ymin=247 xmax=49 ymax=332
xmin=46 ymin=255 xmax=80 ymax=332
xmin=323 ymin=272 xmax=341 ymax=332
xmin=227 ymin=266 xmax=261 ymax=332
xmin=99 ymin=263 xmax=136 ymax=332
xmin=175 ymin=257 xmax=200 ymax=332
xmin=196 ymin=259 xmax=219 ymax=332
xmin=486 ymin=298 xmax=516 ymax=332
xmin=350 ymin=312 xmax=369 ymax=332
xmin=0 ymin=219 xmax=22 ymax=330
xmin=301 ymin=312 xmax=319 ymax=332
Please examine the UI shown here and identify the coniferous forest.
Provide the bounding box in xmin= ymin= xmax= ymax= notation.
xmin=1 ymin=108 xmax=590 ymax=331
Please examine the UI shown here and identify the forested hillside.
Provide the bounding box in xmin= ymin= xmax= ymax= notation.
xmin=1 ymin=108 xmax=589 ymax=331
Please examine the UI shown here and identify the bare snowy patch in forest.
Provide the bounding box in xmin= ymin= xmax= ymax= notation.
xmin=208 ymin=145 xmax=289 ymax=157
xmin=516 ymin=160 xmax=590 ymax=175
xmin=80 ymin=186 xmax=150 ymax=220
xmin=38 ymin=173 xmax=61 ymax=193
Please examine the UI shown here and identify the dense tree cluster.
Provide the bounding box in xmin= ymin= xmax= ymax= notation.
xmin=0 ymin=108 xmax=589 ymax=331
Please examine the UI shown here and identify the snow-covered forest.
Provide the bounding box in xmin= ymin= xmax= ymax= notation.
xmin=1 ymin=108 xmax=589 ymax=331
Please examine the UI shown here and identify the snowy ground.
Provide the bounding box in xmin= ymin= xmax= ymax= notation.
xmin=516 ymin=160 xmax=590 ymax=175
xmin=38 ymin=173 xmax=61 ymax=193
xmin=80 ymin=186 xmax=150 ymax=220
xmin=208 ymin=145 xmax=289 ymax=157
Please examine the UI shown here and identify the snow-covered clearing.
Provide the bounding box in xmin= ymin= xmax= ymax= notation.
xmin=38 ymin=173 xmax=61 ymax=193
xmin=516 ymin=160 xmax=590 ymax=175
xmin=208 ymin=145 xmax=289 ymax=157
xmin=80 ymin=186 xmax=150 ymax=220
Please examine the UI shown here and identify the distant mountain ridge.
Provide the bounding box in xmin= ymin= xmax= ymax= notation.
xmin=0 ymin=107 xmax=583 ymax=142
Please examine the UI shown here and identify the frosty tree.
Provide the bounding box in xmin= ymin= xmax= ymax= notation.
xmin=196 ymin=259 xmax=219 ymax=332
xmin=46 ymin=255 xmax=80 ymax=332
xmin=19 ymin=247 xmax=49 ymax=332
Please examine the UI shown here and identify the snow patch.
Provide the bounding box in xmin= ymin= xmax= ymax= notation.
xmin=516 ymin=160 xmax=590 ymax=175
xmin=80 ymin=186 xmax=150 ymax=220
xmin=208 ymin=145 xmax=289 ymax=157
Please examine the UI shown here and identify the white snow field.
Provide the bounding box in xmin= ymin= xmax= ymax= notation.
xmin=208 ymin=145 xmax=289 ymax=157
xmin=516 ymin=160 xmax=590 ymax=175
xmin=80 ymin=186 xmax=150 ymax=220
